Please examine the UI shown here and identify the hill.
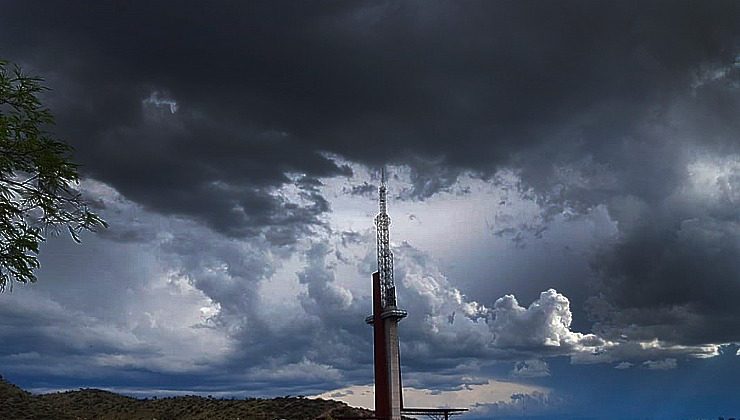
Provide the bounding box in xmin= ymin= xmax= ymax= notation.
xmin=0 ymin=375 xmax=374 ymax=420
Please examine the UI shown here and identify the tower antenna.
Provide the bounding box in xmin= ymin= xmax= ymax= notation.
xmin=375 ymin=166 xmax=395 ymax=308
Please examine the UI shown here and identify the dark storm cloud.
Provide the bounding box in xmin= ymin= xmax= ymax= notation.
xmin=2 ymin=1 xmax=739 ymax=213
xmin=518 ymin=63 xmax=740 ymax=346
xmin=586 ymin=189 xmax=740 ymax=346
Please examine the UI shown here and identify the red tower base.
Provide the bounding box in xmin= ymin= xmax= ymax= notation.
xmin=366 ymin=272 xmax=406 ymax=420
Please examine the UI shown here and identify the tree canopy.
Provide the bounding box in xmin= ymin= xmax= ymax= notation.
xmin=0 ymin=60 xmax=106 ymax=291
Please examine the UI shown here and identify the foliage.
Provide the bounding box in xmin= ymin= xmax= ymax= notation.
xmin=0 ymin=60 xmax=106 ymax=291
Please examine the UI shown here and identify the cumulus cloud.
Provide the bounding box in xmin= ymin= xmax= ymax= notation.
xmin=511 ymin=360 xmax=550 ymax=378
xmin=0 ymin=238 xmax=234 ymax=381
xmin=374 ymin=238 xmax=718 ymax=369
xmin=390 ymin=240 xmax=729 ymax=369
xmin=298 ymin=243 xmax=355 ymax=318
xmin=490 ymin=289 xmax=609 ymax=353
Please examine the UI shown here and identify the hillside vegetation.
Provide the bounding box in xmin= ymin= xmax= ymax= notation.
xmin=0 ymin=376 xmax=374 ymax=420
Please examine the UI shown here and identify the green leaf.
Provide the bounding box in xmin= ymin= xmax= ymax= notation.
xmin=0 ymin=59 xmax=106 ymax=292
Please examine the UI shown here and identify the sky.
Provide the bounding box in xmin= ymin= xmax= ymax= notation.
xmin=1 ymin=1 xmax=740 ymax=418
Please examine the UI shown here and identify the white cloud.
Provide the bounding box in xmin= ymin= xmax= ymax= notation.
xmin=571 ymin=338 xmax=720 ymax=365
xmin=490 ymin=289 xmax=613 ymax=356
xmin=247 ymin=358 xmax=343 ymax=383
xmin=691 ymin=63 xmax=734 ymax=92
xmin=511 ymin=359 xmax=550 ymax=378
xmin=642 ymin=358 xmax=678 ymax=370
xmin=143 ymin=91 xmax=178 ymax=113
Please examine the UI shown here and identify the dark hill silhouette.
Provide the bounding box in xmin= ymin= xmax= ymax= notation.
xmin=0 ymin=375 xmax=374 ymax=419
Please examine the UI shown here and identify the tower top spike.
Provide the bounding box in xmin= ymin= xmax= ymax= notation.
xmin=378 ymin=167 xmax=388 ymax=215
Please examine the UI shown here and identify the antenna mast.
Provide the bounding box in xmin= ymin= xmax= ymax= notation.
xmin=375 ymin=167 xmax=396 ymax=308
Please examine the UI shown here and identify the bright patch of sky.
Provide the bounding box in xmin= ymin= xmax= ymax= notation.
xmin=314 ymin=380 xmax=549 ymax=412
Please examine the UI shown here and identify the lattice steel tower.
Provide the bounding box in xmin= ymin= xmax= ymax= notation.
xmin=366 ymin=168 xmax=407 ymax=420
xmin=375 ymin=168 xmax=397 ymax=309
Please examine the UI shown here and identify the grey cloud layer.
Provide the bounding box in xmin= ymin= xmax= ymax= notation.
xmin=0 ymin=177 xmax=730 ymax=402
